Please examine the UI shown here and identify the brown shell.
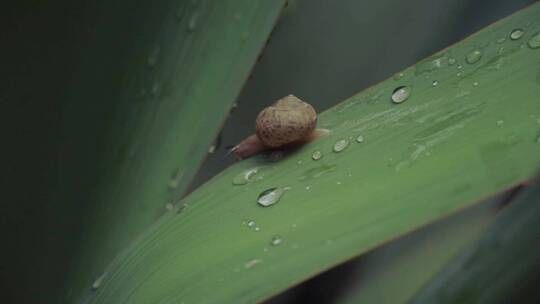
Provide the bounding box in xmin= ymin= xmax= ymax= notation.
xmin=255 ymin=95 xmax=317 ymax=148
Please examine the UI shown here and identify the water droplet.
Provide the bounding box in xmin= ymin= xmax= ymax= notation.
xmin=165 ymin=203 xmax=174 ymax=211
xmin=466 ymin=49 xmax=483 ymax=64
xmin=270 ymin=236 xmax=283 ymax=246
xmin=391 ymin=86 xmax=411 ymax=104
xmin=457 ymin=64 xmax=463 ymax=70
xmin=257 ymin=187 xmax=290 ymax=207
xmin=244 ymin=259 xmax=261 ymax=269
xmin=254 ymin=227 xmax=260 ymax=231
xmin=246 ymin=220 xmax=256 ymax=227
xmin=472 ymin=81 xmax=479 ymax=87
xmin=393 ymin=72 xmax=404 ymax=81
xmin=497 ymin=120 xmax=504 ymax=126
xmin=233 ymin=167 xmax=260 ymax=185
xmin=147 ymin=46 xmax=160 ymax=68
xmin=208 ymin=145 xmax=216 ymax=153
xmin=457 ymin=71 xmax=463 ymax=77
xmin=527 ymin=31 xmax=540 ymax=49
xmin=496 ymin=37 xmax=507 ymax=44
xmin=356 ymin=135 xmax=364 ymax=143
xmin=337 ymin=181 xmax=342 ymax=185
xmin=510 ymin=29 xmax=525 ymax=40
xmin=305 ymin=185 xmax=311 ymax=190
xmin=187 ymin=13 xmax=198 ymax=32
xmin=168 ymin=169 xmax=183 ymax=189
xmin=296 ymin=160 xmax=303 ymax=165
xmin=311 ymin=150 xmax=323 ymax=160
xmin=415 ymin=54 xmax=447 ymax=75
xmin=333 ymin=139 xmax=350 ymax=152
xmin=432 ymin=80 xmax=439 ymax=87
xmin=92 ymin=273 xmax=106 ymax=290
xmin=448 ymin=57 xmax=456 ymax=65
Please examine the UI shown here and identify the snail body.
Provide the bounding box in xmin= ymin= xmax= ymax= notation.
xmin=232 ymin=95 xmax=327 ymax=159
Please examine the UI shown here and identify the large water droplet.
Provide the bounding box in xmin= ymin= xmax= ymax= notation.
xmin=356 ymin=135 xmax=364 ymax=143
xmin=257 ymin=187 xmax=290 ymax=207
xmin=312 ymin=150 xmax=323 ymax=160
xmin=233 ymin=167 xmax=260 ymax=185
xmin=391 ymin=86 xmax=411 ymax=104
xmin=510 ymin=29 xmax=525 ymax=40
xmin=466 ymin=49 xmax=483 ymax=64
xmin=147 ymin=46 xmax=160 ymax=68
xmin=527 ymin=31 xmax=540 ymax=49
xmin=92 ymin=273 xmax=106 ymax=291
xmin=333 ymin=139 xmax=349 ymax=152
xmin=270 ymin=236 xmax=283 ymax=246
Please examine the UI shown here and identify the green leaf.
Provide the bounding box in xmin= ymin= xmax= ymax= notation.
xmin=86 ymin=3 xmax=540 ymax=303
xmin=410 ymin=179 xmax=540 ymax=304
xmin=46 ymin=0 xmax=286 ymax=302
xmin=333 ymin=193 xmax=505 ymax=304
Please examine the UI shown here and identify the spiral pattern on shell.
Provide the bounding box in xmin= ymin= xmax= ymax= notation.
xmin=255 ymin=95 xmax=317 ymax=148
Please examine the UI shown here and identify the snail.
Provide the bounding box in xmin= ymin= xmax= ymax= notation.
xmin=231 ymin=94 xmax=329 ymax=159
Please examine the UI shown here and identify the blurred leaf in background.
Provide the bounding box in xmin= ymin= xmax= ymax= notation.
xmin=0 ymin=0 xmax=284 ymax=303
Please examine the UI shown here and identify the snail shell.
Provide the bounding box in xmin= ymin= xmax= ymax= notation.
xmin=255 ymin=95 xmax=317 ymax=148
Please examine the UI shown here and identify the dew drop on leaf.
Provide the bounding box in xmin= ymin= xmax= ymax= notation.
xmin=466 ymin=49 xmax=483 ymax=64
xmin=527 ymin=31 xmax=540 ymax=49
xmin=233 ymin=167 xmax=259 ymax=185
xmin=510 ymin=28 xmax=525 ymax=40
xmin=311 ymin=150 xmax=323 ymax=160
xmin=257 ymin=187 xmax=290 ymax=207
xmin=91 ymin=273 xmax=106 ymax=291
xmin=270 ymin=236 xmax=283 ymax=246
xmin=391 ymin=86 xmax=411 ymax=104
xmin=333 ymin=139 xmax=350 ymax=152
